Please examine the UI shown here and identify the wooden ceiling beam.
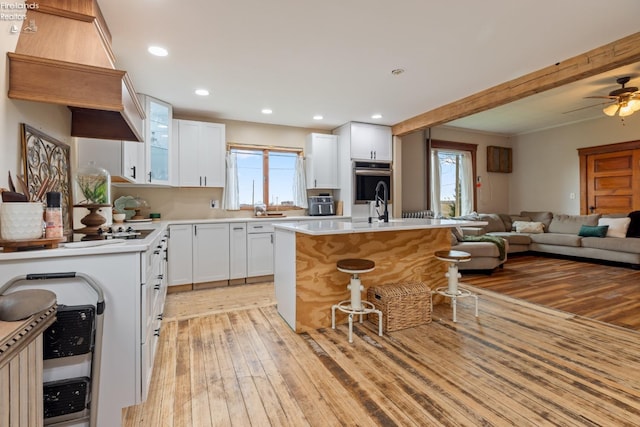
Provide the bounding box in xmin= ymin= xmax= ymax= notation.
xmin=392 ymin=32 xmax=640 ymax=137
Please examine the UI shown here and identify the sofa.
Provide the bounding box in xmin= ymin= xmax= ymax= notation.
xmin=453 ymin=210 xmax=640 ymax=270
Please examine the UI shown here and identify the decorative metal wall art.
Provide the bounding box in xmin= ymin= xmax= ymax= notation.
xmin=21 ymin=123 xmax=73 ymax=239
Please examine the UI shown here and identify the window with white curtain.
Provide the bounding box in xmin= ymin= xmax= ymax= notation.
xmin=429 ymin=140 xmax=477 ymax=218
xmin=225 ymin=146 xmax=306 ymax=210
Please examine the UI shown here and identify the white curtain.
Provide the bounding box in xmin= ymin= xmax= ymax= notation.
xmin=459 ymin=151 xmax=474 ymax=215
xmin=430 ymin=149 xmax=441 ymax=218
xmin=223 ymin=151 xmax=239 ymax=210
xmin=292 ymin=155 xmax=308 ymax=208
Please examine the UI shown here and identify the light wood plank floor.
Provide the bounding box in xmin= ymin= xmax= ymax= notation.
xmin=123 ymin=270 xmax=640 ymax=426
xmin=463 ymin=254 xmax=640 ymax=331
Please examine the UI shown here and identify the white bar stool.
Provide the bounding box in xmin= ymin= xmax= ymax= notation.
xmin=432 ymin=250 xmax=478 ymax=322
xmin=331 ymin=258 xmax=383 ymax=343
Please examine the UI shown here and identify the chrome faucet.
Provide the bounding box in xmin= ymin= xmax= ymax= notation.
xmin=374 ymin=180 xmax=389 ymax=223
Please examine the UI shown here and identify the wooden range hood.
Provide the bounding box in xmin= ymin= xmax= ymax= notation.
xmin=7 ymin=1 xmax=145 ymax=142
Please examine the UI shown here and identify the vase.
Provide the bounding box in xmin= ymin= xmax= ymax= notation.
xmin=0 ymin=202 xmax=44 ymax=240
xmin=75 ymin=161 xmax=111 ymax=205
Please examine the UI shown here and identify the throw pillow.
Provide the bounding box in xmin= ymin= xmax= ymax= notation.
xmin=520 ymin=211 xmax=553 ymax=231
xmin=512 ymin=221 xmax=544 ymax=234
xmin=578 ymin=225 xmax=609 ymax=238
xmin=598 ymin=217 xmax=631 ymax=238
xmin=509 ymin=215 xmax=531 ymax=231
xmin=627 ymin=211 xmax=640 ymax=237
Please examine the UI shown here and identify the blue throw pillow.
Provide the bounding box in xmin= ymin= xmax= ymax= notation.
xmin=578 ymin=224 xmax=609 ymax=237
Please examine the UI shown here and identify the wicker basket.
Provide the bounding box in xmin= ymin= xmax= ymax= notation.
xmin=367 ymin=282 xmax=432 ymax=332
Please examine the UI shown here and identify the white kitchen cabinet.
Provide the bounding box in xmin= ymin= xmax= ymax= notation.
xmin=167 ymin=224 xmax=193 ymax=286
xmin=305 ymin=133 xmax=338 ymax=189
xmin=229 ymin=223 xmax=247 ymax=279
xmin=247 ymin=222 xmax=274 ymax=277
xmin=168 ymin=222 xmax=233 ymax=286
xmin=141 ymin=94 xmax=173 ymax=185
xmin=175 ymin=119 xmax=226 ymax=187
xmin=350 ymin=122 xmax=392 ymax=161
xmin=141 ymin=230 xmax=168 ymax=400
xmin=0 ymin=245 xmax=153 ymax=426
xmin=193 ymin=223 xmax=230 ymax=283
xmin=77 ymin=138 xmax=144 ymax=184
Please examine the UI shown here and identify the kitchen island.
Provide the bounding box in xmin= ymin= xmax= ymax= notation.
xmin=273 ymin=219 xmax=479 ymax=333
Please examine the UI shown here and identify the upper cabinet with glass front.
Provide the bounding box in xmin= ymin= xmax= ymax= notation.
xmin=140 ymin=94 xmax=173 ymax=185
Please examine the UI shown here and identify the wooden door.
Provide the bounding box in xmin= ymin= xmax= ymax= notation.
xmin=585 ymin=149 xmax=640 ymax=214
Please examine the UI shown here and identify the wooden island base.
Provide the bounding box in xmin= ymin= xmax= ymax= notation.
xmin=275 ymin=226 xmax=451 ymax=333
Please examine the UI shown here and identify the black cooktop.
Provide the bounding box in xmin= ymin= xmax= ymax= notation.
xmin=72 ymin=227 xmax=154 ymax=242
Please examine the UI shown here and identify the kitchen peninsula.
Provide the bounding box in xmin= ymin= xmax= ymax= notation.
xmin=274 ymin=219 xmax=480 ymax=333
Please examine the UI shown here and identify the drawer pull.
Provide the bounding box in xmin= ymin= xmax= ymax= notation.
xmin=154 ymin=284 xmax=161 ymax=290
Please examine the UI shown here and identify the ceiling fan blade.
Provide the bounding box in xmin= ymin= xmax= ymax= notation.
xmin=562 ymin=101 xmax=613 ymax=114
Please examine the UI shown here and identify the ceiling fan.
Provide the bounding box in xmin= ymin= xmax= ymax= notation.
xmin=585 ymin=76 xmax=640 ymax=117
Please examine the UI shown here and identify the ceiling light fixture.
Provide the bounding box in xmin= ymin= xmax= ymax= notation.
xmin=195 ymin=89 xmax=210 ymax=96
xmin=313 ymin=115 xmax=323 ymax=120
xmin=391 ymin=68 xmax=405 ymax=76
xmin=261 ymin=108 xmax=273 ymax=115
xmin=603 ymin=98 xmax=640 ymax=117
xmin=371 ymin=114 xmax=382 ymax=119
xmin=148 ymin=46 xmax=168 ymax=57
xmin=589 ymin=77 xmax=640 ymax=119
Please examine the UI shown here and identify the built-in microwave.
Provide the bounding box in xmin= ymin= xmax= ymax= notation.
xmin=353 ymin=161 xmax=392 ymax=204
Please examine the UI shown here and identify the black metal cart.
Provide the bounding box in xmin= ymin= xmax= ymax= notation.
xmin=0 ymin=272 xmax=105 ymax=427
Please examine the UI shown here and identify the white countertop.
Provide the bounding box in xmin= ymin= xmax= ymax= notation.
xmin=0 ymin=215 xmax=484 ymax=260
xmin=273 ymin=218 xmax=484 ymax=235
xmin=0 ymin=215 xmax=347 ymax=261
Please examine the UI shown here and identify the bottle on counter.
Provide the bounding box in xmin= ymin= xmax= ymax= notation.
xmin=45 ymin=191 xmax=63 ymax=238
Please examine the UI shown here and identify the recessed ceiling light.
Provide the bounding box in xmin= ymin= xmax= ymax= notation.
xmin=371 ymin=114 xmax=383 ymax=119
xmin=313 ymin=115 xmax=323 ymax=120
xmin=261 ymin=108 xmax=273 ymax=115
xmin=148 ymin=46 xmax=168 ymax=57
xmin=195 ymin=89 xmax=210 ymax=96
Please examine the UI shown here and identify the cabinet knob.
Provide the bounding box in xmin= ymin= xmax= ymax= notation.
xmin=154 ymin=284 xmax=161 ymax=290
xmin=154 ymin=328 xmax=161 ymax=337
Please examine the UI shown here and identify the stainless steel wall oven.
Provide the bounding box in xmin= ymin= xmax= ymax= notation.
xmin=353 ymin=161 xmax=392 ymax=204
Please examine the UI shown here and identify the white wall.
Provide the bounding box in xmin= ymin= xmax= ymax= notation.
xmin=510 ymin=114 xmax=640 ymax=214
xmin=400 ymin=126 xmax=511 ymax=214
xmin=1 ymin=20 xmax=72 ymax=188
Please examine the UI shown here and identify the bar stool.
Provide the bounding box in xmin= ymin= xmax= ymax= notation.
xmin=432 ymin=250 xmax=478 ymax=322
xmin=331 ymin=258 xmax=383 ymax=343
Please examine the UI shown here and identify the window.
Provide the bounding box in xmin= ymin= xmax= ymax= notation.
xmin=230 ymin=146 xmax=302 ymax=209
xmin=429 ymin=140 xmax=477 ymax=218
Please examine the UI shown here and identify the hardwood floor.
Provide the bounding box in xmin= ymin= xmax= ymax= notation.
xmin=462 ymin=254 xmax=640 ymax=331
xmin=123 ymin=259 xmax=640 ymax=426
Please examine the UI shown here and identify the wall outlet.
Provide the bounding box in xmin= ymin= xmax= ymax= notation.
xmin=210 ymin=199 xmax=217 ymax=208
xmin=569 ymin=192 xmax=576 ymax=200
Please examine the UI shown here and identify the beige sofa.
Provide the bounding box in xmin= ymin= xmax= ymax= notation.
xmin=456 ymin=211 xmax=640 ymax=269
